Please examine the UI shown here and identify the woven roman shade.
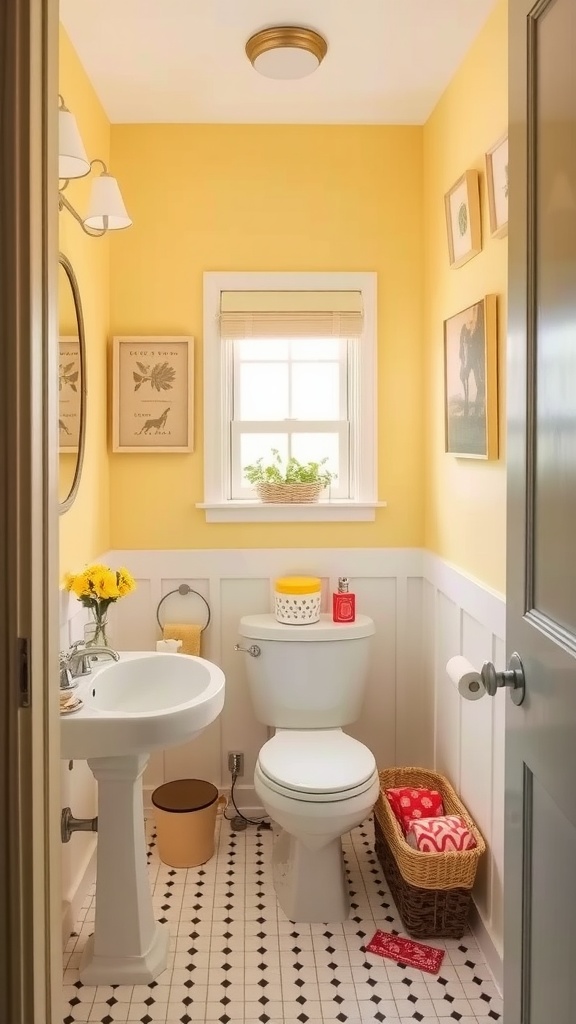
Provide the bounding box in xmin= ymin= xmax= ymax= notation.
xmin=219 ymin=290 xmax=364 ymax=340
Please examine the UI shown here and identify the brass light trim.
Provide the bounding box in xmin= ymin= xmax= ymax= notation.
xmin=246 ymin=26 xmax=328 ymax=71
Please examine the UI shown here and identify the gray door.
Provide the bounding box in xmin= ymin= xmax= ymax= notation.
xmin=506 ymin=0 xmax=576 ymax=1019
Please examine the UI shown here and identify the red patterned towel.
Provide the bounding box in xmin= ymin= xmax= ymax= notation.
xmin=366 ymin=930 xmax=445 ymax=973
xmin=405 ymin=814 xmax=477 ymax=852
xmin=385 ymin=786 xmax=445 ymax=834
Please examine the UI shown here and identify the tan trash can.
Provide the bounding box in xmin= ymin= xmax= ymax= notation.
xmin=151 ymin=779 xmax=225 ymax=868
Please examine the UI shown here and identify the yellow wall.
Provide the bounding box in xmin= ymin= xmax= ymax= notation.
xmin=59 ymin=27 xmax=111 ymax=571
xmin=423 ymin=0 xmax=508 ymax=592
xmin=109 ymin=125 xmax=424 ymax=549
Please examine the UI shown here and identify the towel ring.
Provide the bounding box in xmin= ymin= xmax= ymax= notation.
xmin=156 ymin=584 xmax=211 ymax=633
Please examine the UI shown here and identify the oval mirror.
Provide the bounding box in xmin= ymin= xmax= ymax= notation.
xmin=58 ymin=253 xmax=87 ymax=514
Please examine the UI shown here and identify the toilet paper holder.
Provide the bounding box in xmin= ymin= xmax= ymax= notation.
xmin=447 ymin=653 xmax=526 ymax=706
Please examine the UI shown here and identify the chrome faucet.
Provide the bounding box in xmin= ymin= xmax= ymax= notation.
xmin=59 ymin=640 xmax=120 ymax=689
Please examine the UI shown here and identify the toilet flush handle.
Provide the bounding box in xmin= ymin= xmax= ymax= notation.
xmin=234 ymin=643 xmax=261 ymax=658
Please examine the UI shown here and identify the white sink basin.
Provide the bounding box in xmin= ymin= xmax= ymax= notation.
xmin=60 ymin=651 xmax=225 ymax=760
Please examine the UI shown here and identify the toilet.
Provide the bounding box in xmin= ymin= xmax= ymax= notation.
xmin=237 ymin=613 xmax=380 ymax=923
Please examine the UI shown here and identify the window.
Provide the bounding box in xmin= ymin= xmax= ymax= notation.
xmin=200 ymin=272 xmax=381 ymax=522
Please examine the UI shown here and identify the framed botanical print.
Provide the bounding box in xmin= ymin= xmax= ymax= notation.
xmin=59 ymin=336 xmax=81 ymax=452
xmin=444 ymin=295 xmax=498 ymax=459
xmin=444 ymin=170 xmax=482 ymax=268
xmin=112 ymin=336 xmax=194 ymax=453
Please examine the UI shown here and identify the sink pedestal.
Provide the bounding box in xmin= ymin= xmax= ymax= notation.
xmin=80 ymin=754 xmax=169 ymax=985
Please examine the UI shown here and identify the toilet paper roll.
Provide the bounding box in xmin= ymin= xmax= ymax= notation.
xmin=446 ymin=655 xmax=485 ymax=701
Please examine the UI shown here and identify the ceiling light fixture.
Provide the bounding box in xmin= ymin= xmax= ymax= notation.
xmin=245 ymin=26 xmax=328 ymax=80
xmin=58 ymin=95 xmax=132 ymax=237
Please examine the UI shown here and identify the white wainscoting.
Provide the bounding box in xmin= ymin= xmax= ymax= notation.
xmin=60 ymin=547 xmax=505 ymax=982
xmin=59 ymin=588 xmax=100 ymax=945
xmin=423 ymin=552 xmax=506 ymax=991
xmin=105 ymin=548 xmax=431 ymax=812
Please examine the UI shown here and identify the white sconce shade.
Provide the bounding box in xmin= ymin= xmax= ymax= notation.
xmin=58 ymin=107 xmax=90 ymax=180
xmin=83 ymin=174 xmax=132 ymax=231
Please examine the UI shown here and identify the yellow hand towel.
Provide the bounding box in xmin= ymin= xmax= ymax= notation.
xmin=163 ymin=623 xmax=202 ymax=656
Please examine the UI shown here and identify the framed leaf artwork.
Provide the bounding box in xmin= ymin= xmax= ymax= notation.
xmin=444 ymin=170 xmax=482 ymax=269
xmin=59 ymin=336 xmax=81 ymax=452
xmin=112 ymin=336 xmax=194 ymax=453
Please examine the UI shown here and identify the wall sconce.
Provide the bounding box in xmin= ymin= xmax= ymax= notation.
xmin=58 ymin=95 xmax=132 ymax=237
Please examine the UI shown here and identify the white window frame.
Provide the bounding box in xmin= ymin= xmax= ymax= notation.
xmin=198 ymin=271 xmax=384 ymax=522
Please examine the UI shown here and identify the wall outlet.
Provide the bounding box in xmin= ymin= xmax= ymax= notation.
xmin=228 ymin=751 xmax=244 ymax=777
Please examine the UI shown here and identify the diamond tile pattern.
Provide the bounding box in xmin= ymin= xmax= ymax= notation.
xmin=62 ymin=819 xmax=502 ymax=1022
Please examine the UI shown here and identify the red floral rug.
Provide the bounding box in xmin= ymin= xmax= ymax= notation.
xmin=365 ymin=930 xmax=445 ymax=974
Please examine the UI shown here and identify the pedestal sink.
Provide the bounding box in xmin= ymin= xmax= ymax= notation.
xmin=60 ymin=651 xmax=225 ymax=985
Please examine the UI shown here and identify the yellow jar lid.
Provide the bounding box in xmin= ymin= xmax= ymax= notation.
xmin=275 ymin=576 xmax=321 ymax=595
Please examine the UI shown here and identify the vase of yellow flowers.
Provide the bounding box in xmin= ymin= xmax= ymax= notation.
xmin=64 ymin=563 xmax=136 ymax=648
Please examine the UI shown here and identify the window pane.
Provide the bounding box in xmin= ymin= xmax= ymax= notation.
xmin=291 ymin=363 xmax=340 ymax=419
xmin=290 ymin=339 xmax=341 ymax=360
xmin=239 ymin=364 xmax=289 ymax=419
xmin=240 ymin=434 xmax=289 ymax=485
xmin=236 ymin=339 xmax=288 ymax=360
xmin=291 ymin=433 xmax=340 ymax=486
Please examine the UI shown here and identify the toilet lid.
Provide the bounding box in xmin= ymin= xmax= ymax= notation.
xmin=258 ymin=730 xmax=376 ymax=795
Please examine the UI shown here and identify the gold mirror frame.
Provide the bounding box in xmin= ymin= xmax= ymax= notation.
xmin=58 ymin=252 xmax=87 ymax=514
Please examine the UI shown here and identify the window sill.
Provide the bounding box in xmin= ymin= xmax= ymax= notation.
xmin=196 ymin=501 xmax=387 ymax=523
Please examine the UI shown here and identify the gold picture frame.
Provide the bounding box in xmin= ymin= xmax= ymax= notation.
xmin=444 ymin=295 xmax=498 ymax=459
xmin=59 ymin=336 xmax=81 ymax=452
xmin=486 ymin=134 xmax=509 ymax=238
xmin=444 ymin=170 xmax=482 ymax=268
xmin=112 ymin=336 xmax=194 ymax=453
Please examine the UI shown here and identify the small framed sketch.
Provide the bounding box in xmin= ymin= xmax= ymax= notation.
xmin=59 ymin=337 xmax=81 ymax=452
xmin=444 ymin=294 xmax=498 ymax=459
xmin=486 ymin=134 xmax=508 ymax=238
xmin=112 ymin=336 xmax=194 ymax=453
xmin=444 ymin=170 xmax=482 ymax=268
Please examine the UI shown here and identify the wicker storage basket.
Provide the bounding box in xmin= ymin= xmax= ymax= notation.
xmin=256 ymin=481 xmax=323 ymax=503
xmin=374 ymin=767 xmax=485 ymax=939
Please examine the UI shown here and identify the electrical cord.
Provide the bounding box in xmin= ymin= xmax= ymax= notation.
xmin=224 ymin=771 xmax=271 ymax=829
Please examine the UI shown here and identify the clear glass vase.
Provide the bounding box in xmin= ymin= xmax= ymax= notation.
xmin=84 ymin=605 xmax=110 ymax=648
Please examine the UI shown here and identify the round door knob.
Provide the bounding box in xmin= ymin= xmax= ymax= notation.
xmin=481 ymin=652 xmax=526 ymax=706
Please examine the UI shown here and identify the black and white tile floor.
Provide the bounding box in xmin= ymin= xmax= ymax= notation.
xmin=62 ymin=818 xmax=502 ymax=1024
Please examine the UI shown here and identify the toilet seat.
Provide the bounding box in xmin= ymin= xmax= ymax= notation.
xmin=257 ymin=729 xmax=377 ymax=803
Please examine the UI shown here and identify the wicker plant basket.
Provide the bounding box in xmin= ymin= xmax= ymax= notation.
xmin=256 ymin=481 xmax=323 ymax=503
xmin=374 ymin=767 xmax=486 ymax=939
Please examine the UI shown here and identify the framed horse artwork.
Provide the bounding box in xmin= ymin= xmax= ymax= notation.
xmin=112 ymin=336 xmax=194 ymax=452
xmin=443 ymin=296 xmax=498 ymax=459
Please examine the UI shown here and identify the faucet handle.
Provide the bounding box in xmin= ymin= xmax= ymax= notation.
xmin=69 ymin=639 xmax=87 ymax=652
xmin=59 ymin=656 xmax=75 ymax=690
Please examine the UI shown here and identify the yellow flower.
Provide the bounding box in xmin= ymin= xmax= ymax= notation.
xmin=64 ymin=562 xmax=135 ymax=603
xmin=70 ymin=571 xmax=91 ymax=599
xmin=63 ymin=572 xmax=76 ymax=592
xmin=91 ymin=568 xmax=120 ymax=600
xmin=117 ymin=567 xmax=136 ymax=597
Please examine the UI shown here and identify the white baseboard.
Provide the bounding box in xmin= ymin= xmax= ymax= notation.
xmin=61 ymin=838 xmax=97 ymax=948
xmin=469 ymin=900 xmax=503 ymax=995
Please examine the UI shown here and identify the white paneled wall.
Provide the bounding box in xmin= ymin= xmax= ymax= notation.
xmin=423 ymin=551 xmax=506 ymax=987
xmin=59 ymin=546 xmax=505 ymax=979
xmin=104 ymin=548 xmax=429 ymax=808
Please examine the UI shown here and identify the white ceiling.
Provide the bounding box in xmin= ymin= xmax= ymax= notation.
xmin=59 ymin=0 xmax=498 ymax=125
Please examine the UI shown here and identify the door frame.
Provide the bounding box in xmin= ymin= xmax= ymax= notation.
xmin=0 ymin=0 xmax=61 ymax=1021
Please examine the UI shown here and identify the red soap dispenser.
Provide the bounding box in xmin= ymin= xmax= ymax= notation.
xmin=332 ymin=577 xmax=356 ymax=623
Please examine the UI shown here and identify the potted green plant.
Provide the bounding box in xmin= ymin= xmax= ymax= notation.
xmin=243 ymin=448 xmax=336 ymax=503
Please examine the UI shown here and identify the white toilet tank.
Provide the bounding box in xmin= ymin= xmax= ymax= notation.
xmin=237 ymin=613 xmax=375 ymax=728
